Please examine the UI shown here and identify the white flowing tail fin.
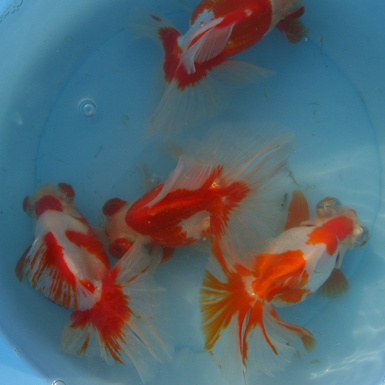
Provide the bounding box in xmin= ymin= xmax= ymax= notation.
xmin=147 ymin=60 xmax=272 ymax=138
xmin=162 ymin=127 xmax=295 ymax=257
xmin=61 ymin=242 xmax=172 ymax=383
xmin=128 ymin=9 xmax=273 ymax=138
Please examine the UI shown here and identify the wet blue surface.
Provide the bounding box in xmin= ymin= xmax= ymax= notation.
xmin=0 ymin=0 xmax=384 ymax=384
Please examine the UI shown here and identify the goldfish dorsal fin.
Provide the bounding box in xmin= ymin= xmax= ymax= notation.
xmin=146 ymin=157 xmax=217 ymax=207
xmin=137 ymin=163 xmax=160 ymax=193
xmin=276 ymin=10 xmax=308 ymax=44
xmin=284 ymin=190 xmax=310 ymax=230
xmin=180 ymin=22 xmax=234 ymax=74
xmin=318 ymin=268 xmax=349 ymax=299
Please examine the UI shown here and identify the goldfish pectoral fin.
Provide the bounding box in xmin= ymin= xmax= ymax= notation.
xmin=62 ymin=243 xmax=172 ymax=383
xmin=284 ymin=190 xmax=310 ymax=230
xmin=15 ymin=245 xmax=31 ymax=282
xmin=160 ymin=246 xmax=175 ymax=264
xmin=318 ymin=268 xmax=350 ymax=299
xmin=215 ymin=59 xmax=274 ymax=87
xmin=276 ymin=7 xmax=308 ymax=44
xmin=137 ymin=162 xmax=160 ymax=193
xmin=148 ymin=244 xmax=174 ymax=266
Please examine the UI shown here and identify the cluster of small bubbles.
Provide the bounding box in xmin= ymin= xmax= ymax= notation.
xmin=79 ymin=100 xmax=96 ymax=117
xmin=0 ymin=0 xmax=23 ymax=23
xmin=52 ymin=381 xmax=66 ymax=385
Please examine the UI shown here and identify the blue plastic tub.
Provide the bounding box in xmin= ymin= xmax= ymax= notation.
xmin=0 ymin=0 xmax=384 ymax=384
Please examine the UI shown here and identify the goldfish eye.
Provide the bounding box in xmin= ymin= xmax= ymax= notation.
xmin=316 ymin=197 xmax=343 ymax=218
xmin=22 ymin=196 xmax=30 ymax=213
xmin=58 ymin=183 xmax=75 ymax=198
xmin=351 ymin=222 xmax=370 ymax=248
xmin=102 ymin=198 xmax=126 ymax=216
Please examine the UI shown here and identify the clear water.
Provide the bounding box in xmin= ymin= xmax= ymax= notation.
xmin=0 ymin=0 xmax=384 ymax=384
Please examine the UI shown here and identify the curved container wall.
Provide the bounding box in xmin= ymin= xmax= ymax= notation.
xmin=0 ymin=0 xmax=384 ymax=384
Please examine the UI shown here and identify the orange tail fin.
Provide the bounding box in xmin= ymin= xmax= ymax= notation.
xmin=200 ymin=251 xmax=315 ymax=379
xmin=61 ymin=243 xmax=172 ymax=383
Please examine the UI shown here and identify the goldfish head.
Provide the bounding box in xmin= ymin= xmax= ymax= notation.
xmin=316 ymin=196 xmax=370 ymax=250
xmin=102 ymin=198 xmax=139 ymax=258
xmin=102 ymin=198 xmax=128 ymax=217
xmin=23 ymin=183 xmax=76 ymax=219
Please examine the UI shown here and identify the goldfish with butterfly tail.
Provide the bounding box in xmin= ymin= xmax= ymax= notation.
xmin=200 ymin=190 xmax=369 ymax=383
xmin=102 ymin=129 xmax=295 ymax=264
xmin=16 ymin=183 xmax=172 ymax=383
xmin=131 ymin=0 xmax=308 ymax=136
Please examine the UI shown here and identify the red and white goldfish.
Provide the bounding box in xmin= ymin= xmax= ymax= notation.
xmin=16 ymin=183 xmax=171 ymax=383
xmin=131 ymin=0 xmax=307 ymax=136
xmin=200 ymin=191 xmax=369 ymax=382
xmin=103 ymin=130 xmax=295 ymax=263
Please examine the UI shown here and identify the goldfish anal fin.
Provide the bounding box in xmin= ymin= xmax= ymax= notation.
xmin=22 ymin=232 xmax=78 ymax=309
xmin=159 ymin=246 xmax=175 ymax=264
xmin=62 ymin=242 xmax=172 ymax=383
xmin=317 ymin=268 xmax=349 ymax=298
xmin=284 ymin=190 xmax=310 ymax=230
xmin=276 ymin=9 xmax=308 ymax=44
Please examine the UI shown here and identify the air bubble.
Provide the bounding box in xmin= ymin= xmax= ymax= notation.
xmin=0 ymin=0 xmax=23 ymax=22
xmin=52 ymin=381 xmax=66 ymax=385
xmin=79 ymin=100 xmax=96 ymax=117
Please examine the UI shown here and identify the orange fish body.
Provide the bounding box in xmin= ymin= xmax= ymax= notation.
xmin=132 ymin=0 xmax=307 ymax=135
xmin=16 ymin=183 xmax=171 ymax=382
xmin=103 ymin=131 xmax=295 ymax=261
xmin=200 ymin=192 xmax=369 ymax=380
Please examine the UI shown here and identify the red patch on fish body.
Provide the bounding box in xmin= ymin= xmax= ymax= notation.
xmin=125 ymin=167 xmax=250 ymax=248
xmin=35 ymin=195 xmax=63 ymax=217
xmin=29 ymin=231 xmax=78 ymax=309
xmin=65 ymin=229 xmax=110 ymax=272
xmin=68 ymin=264 xmax=132 ymax=363
xmin=160 ymin=0 xmax=272 ymax=90
xmin=191 ymin=0 xmax=273 ymax=57
xmin=160 ymin=24 xmax=227 ymax=90
xmin=158 ymin=26 xmax=183 ymax=83
xmin=306 ymin=216 xmax=354 ymax=256
xmin=251 ymin=250 xmax=310 ymax=304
